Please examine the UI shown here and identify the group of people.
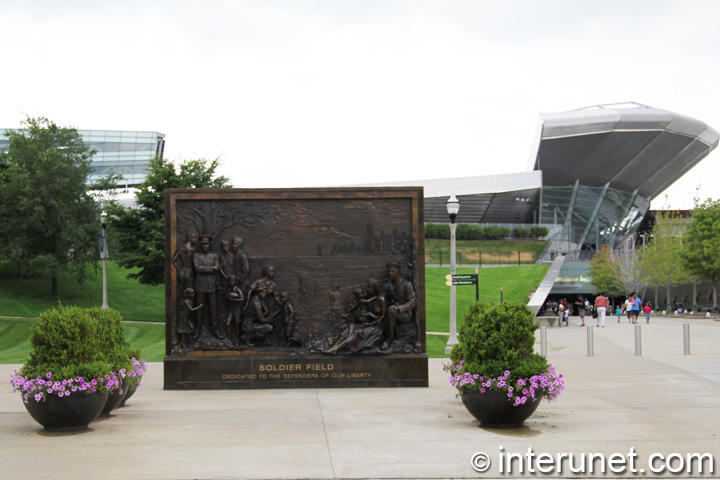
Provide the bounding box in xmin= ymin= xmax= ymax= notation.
xmin=546 ymin=292 xmax=653 ymax=327
xmin=619 ymin=293 xmax=652 ymax=324
xmin=171 ymin=232 xmax=420 ymax=353
xmin=172 ymin=232 xmax=296 ymax=349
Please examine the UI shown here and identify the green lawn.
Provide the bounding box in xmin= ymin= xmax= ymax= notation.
xmin=424 ymin=265 xmax=549 ymax=333
xmin=0 ymin=263 xmax=548 ymax=362
xmin=0 ymin=262 xmax=164 ymax=321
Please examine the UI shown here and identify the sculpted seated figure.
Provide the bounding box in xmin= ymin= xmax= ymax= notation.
xmin=381 ymin=262 xmax=419 ymax=351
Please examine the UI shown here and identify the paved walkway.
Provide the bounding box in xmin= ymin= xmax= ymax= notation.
xmin=1 ymin=315 xmax=719 ymax=479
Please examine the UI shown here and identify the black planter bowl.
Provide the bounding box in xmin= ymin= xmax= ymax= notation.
xmin=460 ymin=388 xmax=544 ymax=428
xmin=24 ymin=391 xmax=109 ymax=432
xmin=119 ymin=374 xmax=142 ymax=408
xmin=100 ymin=387 xmax=129 ymax=416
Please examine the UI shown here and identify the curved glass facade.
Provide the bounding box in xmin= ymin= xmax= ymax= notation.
xmin=540 ymin=185 xmax=650 ymax=257
xmin=0 ymin=129 xmax=165 ymax=187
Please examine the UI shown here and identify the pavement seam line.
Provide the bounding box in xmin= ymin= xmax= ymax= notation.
xmin=315 ymin=388 xmax=337 ymax=478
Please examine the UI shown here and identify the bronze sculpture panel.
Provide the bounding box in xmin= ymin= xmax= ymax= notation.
xmin=164 ymin=188 xmax=426 ymax=389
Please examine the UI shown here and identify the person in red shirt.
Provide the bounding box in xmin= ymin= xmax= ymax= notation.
xmin=643 ymin=302 xmax=652 ymax=324
xmin=594 ymin=294 xmax=608 ymax=327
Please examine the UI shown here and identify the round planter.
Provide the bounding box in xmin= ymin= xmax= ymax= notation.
xmin=24 ymin=391 xmax=109 ymax=432
xmin=100 ymin=387 xmax=129 ymax=416
xmin=119 ymin=375 xmax=142 ymax=408
xmin=460 ymin=388 xmax=544 ymax=428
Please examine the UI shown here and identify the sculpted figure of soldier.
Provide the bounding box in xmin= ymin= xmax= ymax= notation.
xmin=382 ymin=262 xmax=418 ymax=351
xmin=193 ymin=234 xmax=222 ymax=339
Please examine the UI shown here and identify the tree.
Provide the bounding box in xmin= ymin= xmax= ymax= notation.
xmin=0 ymin=116 xmax=99 ymax=298
xmin=616 ymin=247 xmax=647 ymax=298
xmin=107 ymin=156 xmax=231 ymax=285
xmin=680 ymin=199 xmax=720 ymax=309
xmin=589 ymin=244 xmax=623 ymax=298
xmin=640 ymin=211 xmax=689 ymax=310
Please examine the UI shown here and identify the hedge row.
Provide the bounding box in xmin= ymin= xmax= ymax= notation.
xmin=424 ymin=223 xmax=549 ymax=240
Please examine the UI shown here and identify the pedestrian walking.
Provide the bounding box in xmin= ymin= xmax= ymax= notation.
xmin=575 ymin=296 xmax=586 ymax=327
xmin=624 ymin=297 xmax=633 ymax=323
xmin=594 ymin=293 xmax=607 ymax=327
xmin=631 ymin=293 xmax=642 ymax=324
xmin=615 ymin=304 xmax=622 ymax=323
xmin=644 ymin=302 xmax=652 ymax=324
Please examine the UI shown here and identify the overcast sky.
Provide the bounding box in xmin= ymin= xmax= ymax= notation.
xmin=2 ymin=0 xmax=718 ymax=209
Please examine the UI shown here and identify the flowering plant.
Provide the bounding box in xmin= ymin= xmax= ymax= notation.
xmin=119 ymin=357 xmax=148 ymax=391
xmin=447 ymin=302 xmax=564 ymax=407
xmin=444 ymin=361 xmax=564 ymax=406
xmin=11 ymin=369 xmax=120 ymax=404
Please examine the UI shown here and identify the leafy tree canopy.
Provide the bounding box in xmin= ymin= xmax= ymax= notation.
xmin=680 ymin=199 xmax=720 ymax=307
xmin=589 ymin=244 xmax=623 ymax=297
xmin=0 ymin=116 xmax=100 ymax=298
xmin=640 ymin=210 xmax=689 ymax=309
xmin=107 ymin=156 xmax=231 ymax=285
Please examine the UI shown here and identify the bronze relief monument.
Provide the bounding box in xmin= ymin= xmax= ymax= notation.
xmin=163 ymin=188 xmax=427 ymax=389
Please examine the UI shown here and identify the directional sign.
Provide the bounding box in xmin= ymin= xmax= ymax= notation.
xmin=445 ymin=272 xmax=480 ymax=301
xmin=445 ymin=274 xmax=478 ymax=286
xmin=454 ymin=275 xmax=475 ymax=281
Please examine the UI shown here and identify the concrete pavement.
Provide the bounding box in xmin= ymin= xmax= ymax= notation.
xmin=1 ymin=314 xmax=719 ymax=479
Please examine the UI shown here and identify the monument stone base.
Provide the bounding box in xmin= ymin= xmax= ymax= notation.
xmin=164 ymin=353 xmax=428 ymax=389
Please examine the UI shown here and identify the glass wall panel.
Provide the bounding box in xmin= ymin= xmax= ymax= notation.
xmin=541 ymin=185 xmax=650 ymax=252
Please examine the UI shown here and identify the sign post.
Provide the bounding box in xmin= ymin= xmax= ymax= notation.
xmin=445 ymin=272 xmax=479 ymax=302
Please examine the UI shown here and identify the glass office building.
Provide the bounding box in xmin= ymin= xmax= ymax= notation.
xmin=0 ymin=129 xmax=165 ymax=187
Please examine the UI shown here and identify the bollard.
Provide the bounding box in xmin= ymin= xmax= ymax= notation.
xmin=587 ymin=326 xmax=594 ymax=357
xmin=634 ymin=324 xmax=642 ymax=356
xmin=683 ymin=323 xmax=691 ymax=355
xmin=541 ymin=326 xmax=547 ymax=357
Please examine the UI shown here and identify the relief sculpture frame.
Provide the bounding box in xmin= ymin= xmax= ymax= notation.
xmin=163 ymin=187 xmax=427 ymax=389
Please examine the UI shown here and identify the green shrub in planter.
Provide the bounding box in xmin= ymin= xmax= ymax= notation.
xmin=12 ymin=305 xmax=143 ymax=403
xmin=454 ymin=302 xmax=548 ymax=381
xmin=446 ymin=302 xmax=563 ymax=406
xmin=24 ymin=306 xmax=111 ymax=373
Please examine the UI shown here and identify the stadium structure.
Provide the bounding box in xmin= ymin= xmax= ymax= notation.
xmin=0 ymin=129 xmax=165 ymax=187
xmin=377 ymin=102 xmax=719 ymax=260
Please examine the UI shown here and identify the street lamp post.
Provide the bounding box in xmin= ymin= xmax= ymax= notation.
xmin=101 ymin=210 xmax=109 ymax=310
xmin=445 ymin=194 xmax=460 ymax=355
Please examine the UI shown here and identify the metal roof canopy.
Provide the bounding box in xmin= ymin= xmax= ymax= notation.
xmin=535 ymin=103 xmax=720 ymax=200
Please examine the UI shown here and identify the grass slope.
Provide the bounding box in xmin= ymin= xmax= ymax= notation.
xmin=0 ymin=262 xmax=164 ymax=321
xmin=424 ymin=265 xmax=548 ymax=357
